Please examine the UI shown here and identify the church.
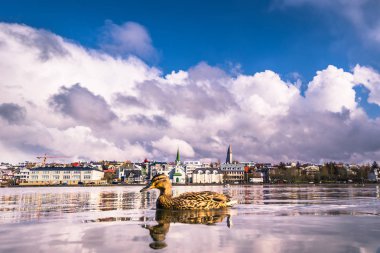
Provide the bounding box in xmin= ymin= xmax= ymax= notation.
xmin=170 ymin=148 xmax=186 ymax=184
xmin=220 ymin=145 xmax=245 ymax=184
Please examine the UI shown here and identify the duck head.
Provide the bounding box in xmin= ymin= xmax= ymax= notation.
xmin=140 ymin=174 xmax=172 ymax=194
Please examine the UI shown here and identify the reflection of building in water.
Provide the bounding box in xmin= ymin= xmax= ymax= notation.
xmin=96 ymin=189 xmax=156 ymax=211
xmin=235 ymin=185 xmax=265 ymax=205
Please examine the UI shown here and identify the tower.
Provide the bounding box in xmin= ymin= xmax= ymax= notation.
xmin=226 ymin=145 xmax=232 ymax=164
xmin=175 ymin=147 xmax=180 ymax=165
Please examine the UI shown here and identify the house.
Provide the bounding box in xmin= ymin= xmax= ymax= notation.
xmin=303 ymin=165 xmax=320 ymax=175
xmin=184 ymin=160 xmax=202 ymax=183
xmin=192 ymin=168 xmax=223 ymax=184
xmin=22 ymin=166 xmax=105 ymax=185
xmin=368 ymin=169 xmax=380 ymax=182
xmin=117 ymin=163 xmax=144 ymax=183
xmin=146 ymin=162 xmax=170 ymax=180
xmin=14 ymin=168 xmax=31 ymax=184
xmin=0 ymin=168 xmax=14 ymax=185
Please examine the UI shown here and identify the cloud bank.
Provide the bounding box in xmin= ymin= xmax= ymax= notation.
xmin=1 ymin=22 xmax=380 ymax=163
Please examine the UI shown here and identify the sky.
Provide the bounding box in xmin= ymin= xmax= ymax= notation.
xmin=1 ymin=0 xmax=380 ymax=164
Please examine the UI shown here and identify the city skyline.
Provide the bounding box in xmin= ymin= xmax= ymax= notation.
xmin=1 ymin=1 xmax=380 ymax=163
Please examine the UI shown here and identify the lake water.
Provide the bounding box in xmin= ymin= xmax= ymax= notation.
xmin=0 ymin=185 xmax=379 ymax=253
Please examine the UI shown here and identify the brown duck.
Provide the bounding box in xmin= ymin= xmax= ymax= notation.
xmin=140 ymin=174 xmax=236 ymax=210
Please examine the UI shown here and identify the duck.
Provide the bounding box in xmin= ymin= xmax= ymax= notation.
xmin=140 ymin=174 xmax=236 ymax=210
xmin=142 ymin=209 xmax=231 ymax=249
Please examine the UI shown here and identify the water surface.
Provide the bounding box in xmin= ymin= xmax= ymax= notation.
xmin=0 ymin=185 xmax=379 ymax=252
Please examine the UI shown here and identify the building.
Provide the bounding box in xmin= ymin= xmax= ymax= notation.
xmin=14 ymin=168 xmax=31 ymax=184
xmin=368 ymin=168 xmax=380 ymax=182
xmin=303 ymin=165 xmax=320 ymax=176
xmin=184 ymin=160 xmax=202 ymax=183
xmin=192 ymin=168 xmax=223 ymax=184
xmin=170 ymin=148 xmax=186 ymax=184
xmin=0 ymin=167 xmax=14 ymax=185
xmin=220 ymin=145 xmax=245 ymax=184
xmin=147 ymin=162 xmax=170 ymax=180
xmin=21 ymin=166 xmax=105 ymax=185
xmin=249 ymin=171 xmax=264 ymax=183
xmin=117 ymin=163 xmax=144 ymax=183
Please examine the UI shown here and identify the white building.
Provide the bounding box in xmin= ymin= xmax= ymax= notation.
xmin=192 ymin=168 xmax=223 ymax=184
xmin=368 ymin=169 xmax=380 ymax=182
xmin=22 ymin=166 xmax=105 ymax=185
xmin=220 ymin=145 xmax=245 ymax=184
xmin=220 ymin=163 xmax=245 ymax=183
xmin=14 ymin=168 xmax=31 ymax=183
xmin=184 ymin=160 xmax=202 ymax=183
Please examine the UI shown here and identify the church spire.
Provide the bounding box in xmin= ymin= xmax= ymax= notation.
xmin=226 ymin=145 xmax=232 ymax=164
xmin=175 ymin=147 xmax=180 ymax=164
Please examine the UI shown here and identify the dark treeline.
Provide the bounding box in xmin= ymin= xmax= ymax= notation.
xmin=268 ymin=161 xmax=378 ymax=184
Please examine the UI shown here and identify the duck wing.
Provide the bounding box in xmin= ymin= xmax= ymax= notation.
xmin=177 ymin=191 xmax=231 ymax=203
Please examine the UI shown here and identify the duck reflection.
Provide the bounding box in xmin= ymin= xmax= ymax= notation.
xmin=143 ymin=209 xmax=231 ymax=250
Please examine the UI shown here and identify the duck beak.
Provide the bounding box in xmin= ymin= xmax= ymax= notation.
xmin=140 ymin=184 xmax=153 ymax=192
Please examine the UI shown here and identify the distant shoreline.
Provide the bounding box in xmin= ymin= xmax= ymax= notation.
xmin=3 ymin=182 xmax=379 ymax=188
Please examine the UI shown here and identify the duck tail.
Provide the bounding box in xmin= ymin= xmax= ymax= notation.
xmin=226 ymin=200 xmax=237 ymax=207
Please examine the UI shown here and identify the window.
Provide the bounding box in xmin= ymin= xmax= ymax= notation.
xmin=84 ymin=171 xmax=91 ymax=174
xmin=63 ymin=175 xmax=70 ymax=179
xmin=73 ymin=175 xmax=80 ymax=179
xmin=31 ymin=175 xmax=38 ymax=180
xmin=64 ymin=171 xmax=71 ymax=174
xmin=52 ymin=175 xmax=59 ymax=180
xmin=43 ymin=170 xmax=49 ymax=174
xmin=84 ymin=175 xmax=91 ymax=179
xmin=73 ymin=171 xmax=81 ymax=174
xmin=42 ymin=175 xmax=49 ymax=179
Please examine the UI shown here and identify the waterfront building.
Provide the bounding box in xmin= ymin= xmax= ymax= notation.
xmin=184 ymin=160 xmax=202 ymax=183
xmin=368 ymin=168 xmax=380 ymax=182
xmin=170 ymin=148 xmax=186 ymax=184
xmin=303 ymin=165 xmax=320 ymax=176
xmin=0 ymin=167 xmax=14 ymax=184
xmin=192 ymin=168 xmax=223 ymax=184
xmin=22 ymin=166 xmax=105 ymax=185
xmin=14 ymin=168 xmax=31 ymax=183
xmin=146 ymin=162 xmax=170 ymax=180
xmin=117 ymin=162 xmax=144 ymax=183
xmin=220 ymin=145 xmax=245 ymax=184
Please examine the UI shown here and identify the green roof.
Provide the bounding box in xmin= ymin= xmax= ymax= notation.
xmin=173 ymin=172 xmax=182 ymax=176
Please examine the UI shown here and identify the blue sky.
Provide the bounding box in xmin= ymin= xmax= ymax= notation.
xmin=1 ymin=0 xmax=379 ymax=79
xmin=1 ymin=0 xmax=380 ymax=163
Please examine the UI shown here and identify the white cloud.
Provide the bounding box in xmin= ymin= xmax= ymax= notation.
xmin=233 ymin=70 xmax=300 ymax=117
xmin=353 ymin=64 xmax=380 ymax=105
xmin=164 ymin=70 xmax=189 ymax=86
xmin=305 ymin=65 xmax=356 ymax=113
xmin=99 ymin=21 xmax=157 ymax=61
xmin=152 ymin=136 xmax=195 ymax=158
xmin=1 ymin=22 xmax=380 ymax=164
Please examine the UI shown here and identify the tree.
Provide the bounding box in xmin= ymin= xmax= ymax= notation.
xmin=103 ymin=172 xmax=117 ymax=183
